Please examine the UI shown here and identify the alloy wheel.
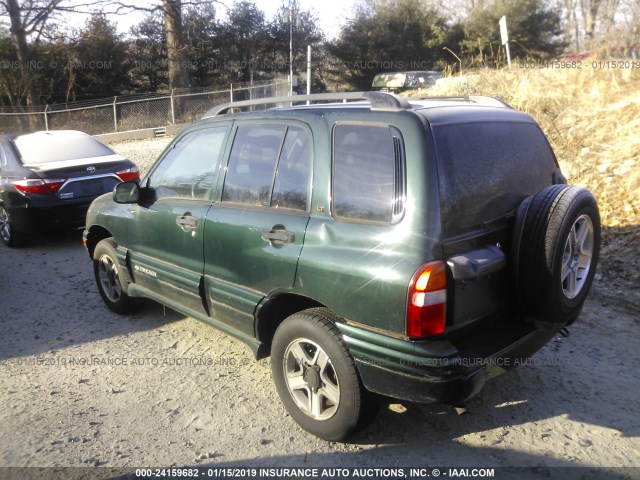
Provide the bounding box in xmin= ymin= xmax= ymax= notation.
xmin=0 ymin=206 xmax=12 ymax=244
xmin=97 ymin=253 xmax=123 ymax=303
xmin=561 ymin=214 xmax=594 ymax=299
xmin=283 ymin=338 xmax=340 ymax=420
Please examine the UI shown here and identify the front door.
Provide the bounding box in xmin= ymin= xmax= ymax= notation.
xmin=126 ymin=126 xmax=229 ymax=315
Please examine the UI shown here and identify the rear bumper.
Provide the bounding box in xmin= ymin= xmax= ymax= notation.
xmin=336 ymin=320 xmax=561 ymax=405
xmin=8 ymin=201 xmax=92 ymax=233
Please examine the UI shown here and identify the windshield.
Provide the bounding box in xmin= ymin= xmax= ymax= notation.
xmin=372 ymin=73 xmax=407 ymax=88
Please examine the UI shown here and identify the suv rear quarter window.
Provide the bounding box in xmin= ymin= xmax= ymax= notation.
xmin=332 ymin=124 xmax=405 ymax=223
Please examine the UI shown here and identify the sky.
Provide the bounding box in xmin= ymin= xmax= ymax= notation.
xmin=77 ymin=0 xmax=360 ymax=40
xmin=247 ymin=0 xmax=357 ymax=39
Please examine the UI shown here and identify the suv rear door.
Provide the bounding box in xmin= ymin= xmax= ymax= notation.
xmin=430 ymin=118 xmax=560 ymax=330
xmin=202 ymin=122 xmax=312 ymax=336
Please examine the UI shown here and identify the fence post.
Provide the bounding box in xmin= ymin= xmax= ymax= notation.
xmin=113 ymin=96 xmax=118 ymax=132
xmin=170 ymin=89 xmax=176 ymax=124
xmin=44 ymin=105 xmax=49 ymax=131
xmin=230 ymin=83 xmax=233 ymax=103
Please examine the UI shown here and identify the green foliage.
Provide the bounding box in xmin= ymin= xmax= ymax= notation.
xmin=461 ymin=0 xmax=564 ymax=64
xmin=183 ymin=2 xmax=219 ymax=86
xmin=130 ymin=13 xmax=167 ymax=92
xmin=0 ymin=0 xmax=569 ymax=106
xmin=68 ymin=15 xmax=131 ymax=99
xmin=328 ymin=0 xmax=457 ymax=90
xmin=0 ymin=32 xmax=21 ymax=106
xmin=217 ymin=1 xmax=269 ymax=82
xmin=267 ymin=0 xmax=325 ymax=89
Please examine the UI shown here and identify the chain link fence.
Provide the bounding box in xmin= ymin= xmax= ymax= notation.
xmin=0 ymin=79 xmax=290 ymax=136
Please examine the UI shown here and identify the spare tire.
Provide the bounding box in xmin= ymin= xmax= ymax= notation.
xmin=512 ymin=184 xmax=600 ymax=323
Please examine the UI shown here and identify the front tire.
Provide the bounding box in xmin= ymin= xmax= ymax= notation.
xmin=271 ymin=308 xmax=365 ymax=441
xmin=93 ymin=238 xmax=141 ymax=314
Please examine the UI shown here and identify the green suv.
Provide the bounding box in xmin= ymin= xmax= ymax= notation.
xmin=83 ymin=92 xmax=600 ymax=440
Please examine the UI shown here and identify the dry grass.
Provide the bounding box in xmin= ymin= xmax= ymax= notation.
xmin=408 ymin=66 xmax=640 ymax=290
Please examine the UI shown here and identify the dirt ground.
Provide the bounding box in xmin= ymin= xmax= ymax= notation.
xmin=0 ymin=138 xmax=638 ymax=478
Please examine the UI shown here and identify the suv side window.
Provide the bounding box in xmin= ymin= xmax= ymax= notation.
xmin=272 ymin=126 xmax=312 ymax=211
xmin=148 ymin=127 xmax=227 ymax=200
xmin=222 ymin=125 xmax=311 ymax=211
xmin=332 ymin=124 xmax=404 ymax=223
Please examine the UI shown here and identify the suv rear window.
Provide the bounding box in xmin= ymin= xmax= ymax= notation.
xmin=14 ymin=132 xmax=115 ymax=164
xmin=432 ymin=121 xmax=557 ymax=237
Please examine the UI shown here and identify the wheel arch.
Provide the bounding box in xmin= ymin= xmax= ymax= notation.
xmin=254 ymin=293 xmax=326 ymax=358
xmin=85 ymin=225 xmax=113 ymax=258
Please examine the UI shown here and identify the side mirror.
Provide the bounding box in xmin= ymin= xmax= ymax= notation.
xmin=114 ymin=181 xmax=140 ymax=204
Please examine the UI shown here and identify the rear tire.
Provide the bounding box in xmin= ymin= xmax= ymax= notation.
xmin=512 ymin=185 xmax=600 ymax=323
xmin=93 ymin=238 xmax=141 ymax=314
xmin=0 ymin=206 xmax=24 ymax=247
xmin=271 ymin=308 xmax=368 ymax=441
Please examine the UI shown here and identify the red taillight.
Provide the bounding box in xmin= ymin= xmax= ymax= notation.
xmin=116 ymin=166 xmax=139 ymax=182
xmin=13 ymin=178 xmax=66 ymax=194
xmin=407 ymin=261 xmax=447 ymax=339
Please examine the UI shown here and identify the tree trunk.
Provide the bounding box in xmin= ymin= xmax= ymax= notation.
xmin=163 ymin=0 xmax=188 ymax=122
xmin=163 ymin=0 xmax=188 ymax=91
xmin=6 ymin=0 xmax=39 ymax=107
xmin=582 ymin=0 xmax=602 ymax=50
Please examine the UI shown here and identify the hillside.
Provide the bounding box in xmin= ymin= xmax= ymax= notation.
xmin=410 ymin=66 xmax=640 ymax=294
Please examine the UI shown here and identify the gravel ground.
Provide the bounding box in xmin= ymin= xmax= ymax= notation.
xmin=0 ymin=137 xmax=638 ymax=478
xmin=105 ymin=136 xmax=175 ymax=176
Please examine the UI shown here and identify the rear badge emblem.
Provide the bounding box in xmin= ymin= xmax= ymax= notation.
xmin=86 ymin=166 xmax=96 ymax=173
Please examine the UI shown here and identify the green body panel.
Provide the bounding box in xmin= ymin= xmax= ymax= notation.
xmin=85 ymin=100 xmax=553 ymax=351
xmin=127 ymin=282 xmax=264 ymax=357
xmin=293 ymin=110 xmax=441 ymax=333
xmin=125 ymin=199 xmax=211 ymax=314
xmin=335 ymin=322 xmax=458 ymax=376
xmin=202 ymin=204 xmax=310 ymax=337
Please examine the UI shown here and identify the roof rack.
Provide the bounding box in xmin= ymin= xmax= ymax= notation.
xmin=202 ymin=91 xmax=412 ymax=118
xmin=417 ymin=95 xmax=513 ymax=109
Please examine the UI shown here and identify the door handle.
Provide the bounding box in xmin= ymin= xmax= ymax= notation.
xmin=176 ymin=215 xmax=198 ymax=230
xmin=261 ymin=228 xmax=294 ymax=244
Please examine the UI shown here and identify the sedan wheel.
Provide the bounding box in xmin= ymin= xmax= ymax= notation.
xmin=0 ymin=206 xmax=21 ymax=247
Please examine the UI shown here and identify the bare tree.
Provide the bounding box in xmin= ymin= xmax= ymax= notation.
xmin=98 ymin=1 xmax=220 ymax=90
xmin=580 ymin=0 xmax=602 ymax=48
xmin=162 ymin=0 xmax=188 ymax=90
xmin=0 ymin=0 xmax=65 ymax=107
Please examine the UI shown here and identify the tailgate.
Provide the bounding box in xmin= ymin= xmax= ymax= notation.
xmin=443 ymin=221 xmax=512 ymax=332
